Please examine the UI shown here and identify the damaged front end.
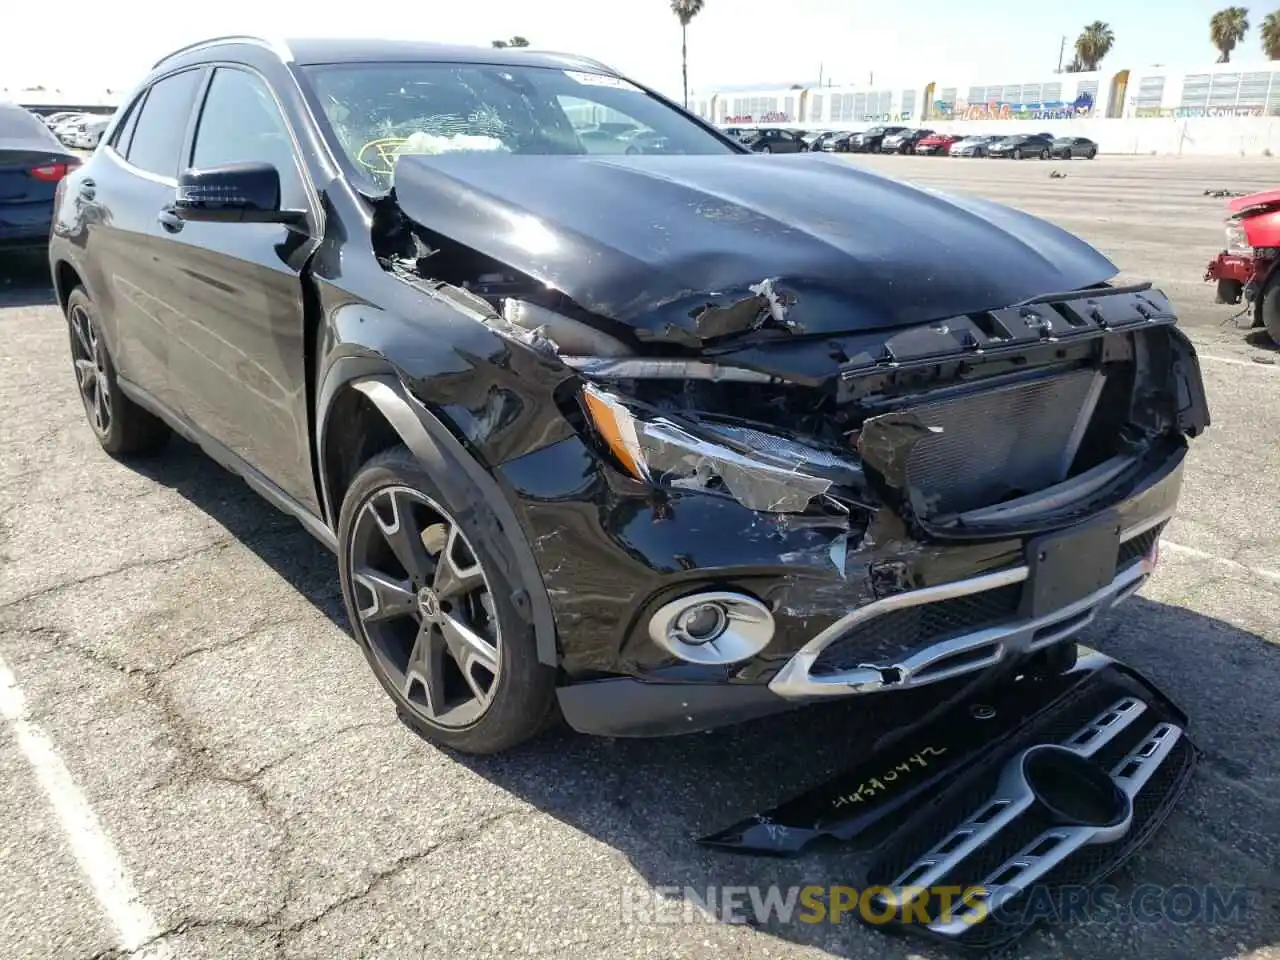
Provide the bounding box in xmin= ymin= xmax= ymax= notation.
xmin=364 ymin=152 xmax=1208 ymax=724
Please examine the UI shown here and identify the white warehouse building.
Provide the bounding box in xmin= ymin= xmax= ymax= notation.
xmin=694 ymin=62 xmax=1280 ymax=128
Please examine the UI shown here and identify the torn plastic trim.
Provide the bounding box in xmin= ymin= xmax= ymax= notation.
xmin=580 ymin=383 xmax=864 ymax=514
xmin=767 ymin=507 xmax=1171 ymax=701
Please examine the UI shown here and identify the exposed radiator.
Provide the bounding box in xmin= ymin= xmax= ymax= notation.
xmin=903 ymin=368 xmax=1104 ymax=516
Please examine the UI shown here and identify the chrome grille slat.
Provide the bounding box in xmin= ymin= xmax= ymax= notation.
xmin=883 ymin=697 xmax=1149 ymax=912
xmin=929 ymin=721 xmax=1185 ymax=934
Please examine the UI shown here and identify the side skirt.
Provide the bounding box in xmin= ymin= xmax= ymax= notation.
xmin=116 ymin=376 xmax=338 ymax=552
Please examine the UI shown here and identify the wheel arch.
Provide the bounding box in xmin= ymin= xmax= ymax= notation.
xmin=52 ymin=258 xmax=83 ymax=313
xmin=317 ymin=357 xmax=559 ymax=667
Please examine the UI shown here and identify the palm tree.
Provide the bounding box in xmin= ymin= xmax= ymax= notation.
xmin=670 ymin=0 xmax=706 ymax=109
xmin=1210 ymin=7 xmax=1250 ymax=62
xmin=1260 ymin=10 xmax=1280 ymax=57
xmin=1073 ymin=22 xmax=1115 ymax=71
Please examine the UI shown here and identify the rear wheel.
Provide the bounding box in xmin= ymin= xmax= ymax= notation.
xmin=1012 ymin=147 xmax=1022 ymax=159
xmin=1039 ymin=148 xmax=1049 ymax=160
xmin=338 ymin=445 xmax=558 ymax=754
xmin=760 ymin=144 xmax=772 ymax=154
xmin=1087 ymin=147 xmax=1097 ymax=159
xmin=65 ymin=287 xmax=169 ymax=456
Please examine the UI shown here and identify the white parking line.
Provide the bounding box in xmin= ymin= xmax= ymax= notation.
xmin=1161 ymin=539 xmax=1280 ymax=584
xmin=0 ymin=654 xmax=170 ymax=959
xmin=1198 ymin=353 xmax=1280 ymax=371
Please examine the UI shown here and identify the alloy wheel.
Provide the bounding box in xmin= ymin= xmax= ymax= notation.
xmin=69 ymin=302 xmax=112 ymax=438
xmin=348 ymin=485 xmax=500 ymax=729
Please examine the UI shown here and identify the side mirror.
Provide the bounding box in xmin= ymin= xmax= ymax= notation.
xmin=174 ymin=161 xmax=304 ymax=225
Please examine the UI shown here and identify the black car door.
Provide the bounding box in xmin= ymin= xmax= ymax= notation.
xmin=79 ymin=67 xmax=207 ymax=416
xmin=159 ymin=65 xmax=323 ymax=512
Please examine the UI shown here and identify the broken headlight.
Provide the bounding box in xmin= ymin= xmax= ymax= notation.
xmin=579 ymin=384 xmax=862 ymax=513
xmin=1226 ymin=218 xmax=1250 ymax=255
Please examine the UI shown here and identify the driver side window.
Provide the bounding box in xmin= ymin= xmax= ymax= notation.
xmin=190 ymin=67 xmax=308 ymax=211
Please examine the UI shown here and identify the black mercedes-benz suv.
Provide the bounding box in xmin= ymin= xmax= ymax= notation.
xmin=49 ymin=36 xmax=1210 ymax=755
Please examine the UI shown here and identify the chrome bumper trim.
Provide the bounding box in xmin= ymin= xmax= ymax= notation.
xmin=767 ymin=512 xmax=1170 ymax=701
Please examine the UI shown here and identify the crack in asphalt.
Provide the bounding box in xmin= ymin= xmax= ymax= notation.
xmin=84 ymin=808 xmax=536 ymax=960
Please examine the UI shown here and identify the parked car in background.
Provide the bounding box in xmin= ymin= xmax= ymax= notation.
xmin=987 ymin=133 xmax=1054 ymax=159
xmin=801 ymin=129 xmax=833 ymax=149
xmin=1051 ymin=136 xmax=1098 ymax=159
xmin=882 ymin=128 xmax=933 ymax=154
xmin=741 ymin=128 xmax=808 ymax=153
xmin=819 ymin=130 xmax=860 ymax=152
xmin=949 ymin=134 xmax=1000 ymax=157
xmin=913 ymin=131 xmax=962 ymax=155
xmin=53 ymin=114 xmax=92 ymax=145
xmin=1205 ymin=187 xmax=1280 ymax=345
xmin=848 ymin=125 xmax=908 ymax=153
xmin=69 ymin=116 xmax=112 ymax=151
xmin=41 ymin=111 xmax=82 ymax=130
xmin=0 ymin=102 xmax=79 ymax=254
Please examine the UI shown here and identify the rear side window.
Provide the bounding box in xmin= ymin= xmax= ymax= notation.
xmin=109 ymin=93 xmax=145 ymax=155
xmin=125 ymin=69 xmax=203 ymax=178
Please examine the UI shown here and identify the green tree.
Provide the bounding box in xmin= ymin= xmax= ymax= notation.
xmin=1073 ymin=21 xmax=1115 ymax=71
xmin=491 ymin=36 xmax=530 ymax=48
xmin=1261 ymin=9 xmax=1280 ymax=56
xmin=1211 ymin=7 xmax=1251 ymax=62
xmin=670 ymin=0 xmax=705 ymax=109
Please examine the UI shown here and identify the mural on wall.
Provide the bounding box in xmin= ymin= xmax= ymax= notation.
xmin=724 ymin=112 xmax=792 ymax=123
xmin=931 ymin=92 xmax=1094 ymax=121
xmin=1132 ymin=105 xmax=1267 ymax=118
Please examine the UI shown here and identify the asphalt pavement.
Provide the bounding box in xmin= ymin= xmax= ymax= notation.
xmin=0 ymin=155 xmax=1277 ymax=960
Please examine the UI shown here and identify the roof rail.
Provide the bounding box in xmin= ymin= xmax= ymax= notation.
xmin=151 ymin=35 xmax=290 ymax=69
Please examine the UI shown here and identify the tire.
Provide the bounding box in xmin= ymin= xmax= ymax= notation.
xmin=760 ymin=144 xmax=771 ymax=154
xmin=1261 ymin=278 xmax=1280 ymax=347
xmin=1039 ymin=148 xmax=1050 ymax=160
xmin=870 ymin=142 xmax=881 ymax=153
xmin=1012 ymin=147 xmax=1022 ymax=159
xmin=1087 ymin=148 xmax=1097 ymax=159
xmin=64 ymin=286 xmax=169 ymax=456
xmin=337 ymin=445 xmax=558 ymax=754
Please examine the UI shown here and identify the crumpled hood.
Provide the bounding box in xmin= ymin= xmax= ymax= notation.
xmin=391 ymin=152 xmax=1118 ymax=342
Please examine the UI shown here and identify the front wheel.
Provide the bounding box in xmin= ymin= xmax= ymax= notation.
xmin=338 ymin=445 xmax=558 ymax=754
xmin=1087 ymin=148 xmax=1097 ymax=159
xmin=760 ymin=144 xmax=772 ymax=154
xmin=65 ymin=287 xmax=169 ymax=456
xmin=1261 ymin=278 xmax=1280 ymax=346
xmin=1039 ymin=148 xmax=1050 ymax=160
xmin=1012 ymin=147 xmax=1022 ymax=159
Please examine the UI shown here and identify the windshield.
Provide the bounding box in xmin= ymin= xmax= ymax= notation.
xmin=302 ymin=61 xmax=736 ymax=190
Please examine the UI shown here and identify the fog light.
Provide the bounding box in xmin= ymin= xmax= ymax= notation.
xmin=675 ymin=603 xmax=728 ymax=644
xmin=648 ymin=591 xmax=775 ymax=666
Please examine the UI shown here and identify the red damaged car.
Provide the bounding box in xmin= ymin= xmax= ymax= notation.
xmin=914 ymin=131 xmax=962 ymax=155
xmin=1205 ymin=187 xmax=1280 ymax=343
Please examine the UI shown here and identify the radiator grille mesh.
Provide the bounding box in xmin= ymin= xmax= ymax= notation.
xmin=903 ymin=369 xmax=1101 ymax=515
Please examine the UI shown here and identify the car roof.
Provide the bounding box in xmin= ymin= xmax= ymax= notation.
xmin=153 ymin=35 xmax=616 ymax=75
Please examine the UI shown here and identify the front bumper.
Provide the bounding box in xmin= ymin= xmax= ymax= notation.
xmin=510 ymin=434 xmax=1187 ymax=738
xmin=1204 ymin=249 xmax=1267 ymax=305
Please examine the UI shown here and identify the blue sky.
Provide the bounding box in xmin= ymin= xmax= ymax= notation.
xmin=1 ymin=0 xmax=1272 ymax=97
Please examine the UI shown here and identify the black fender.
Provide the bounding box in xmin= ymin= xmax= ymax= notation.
xmin=316 ymin=356 xmax=560 ymax=667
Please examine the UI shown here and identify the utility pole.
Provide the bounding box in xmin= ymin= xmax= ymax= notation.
xmin=818 ymin=62 xmax=824 ymax=87
xmin=1056 ymin=35 xmax=1067 ymax=73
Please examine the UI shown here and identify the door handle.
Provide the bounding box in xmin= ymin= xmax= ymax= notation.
xmin=157 ymin=207 xmax=184 ymax=233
